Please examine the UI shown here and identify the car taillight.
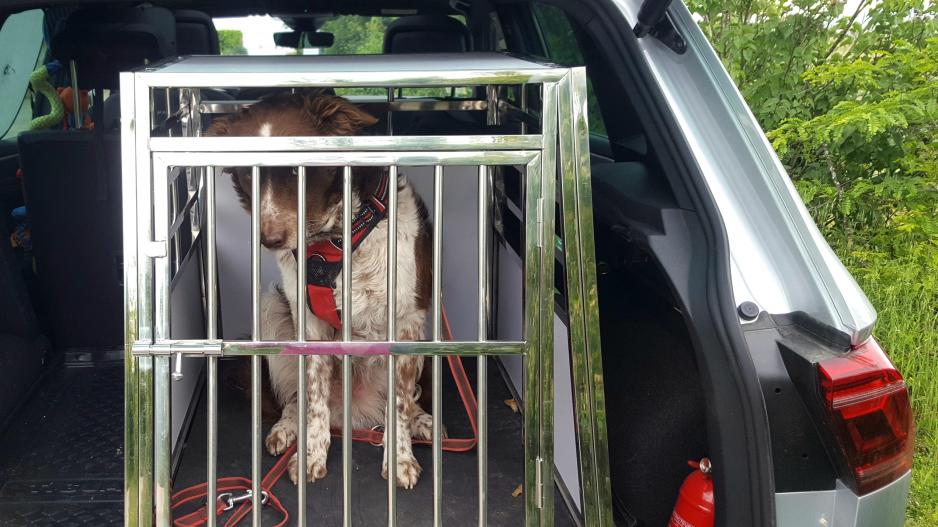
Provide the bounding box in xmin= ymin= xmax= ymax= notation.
xmin=817 ymin=338 xmax=914 ymax=495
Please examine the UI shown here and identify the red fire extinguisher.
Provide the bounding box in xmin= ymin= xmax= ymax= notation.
xmin=668 ymin=457 xmax=714 ymax=527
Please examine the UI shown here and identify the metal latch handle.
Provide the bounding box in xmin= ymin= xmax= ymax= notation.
xmin=218 ymin=489 xmax=269 ymax=511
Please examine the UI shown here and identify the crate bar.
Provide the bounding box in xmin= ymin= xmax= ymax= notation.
xmin=250 ymin=166 xmax=262 ymax=526
xmin=153 ymin=151 xmax=539 ymax=171
xmin=153 ymin=159 xmax=172 ymax=525
xmin=135 ymin=67 xmax=567 ymax=90
xmin=386 ymin=88 xmax=394 ymax=135
xmin=134 ymin=74 xmax=155 ymax=527
xmin=200 ymin=99 xmax=489 ymax=115
xmin=138 ymin=71 xmax=564 ymax=90
xmin=386 ymin=165 xmax=398 ymax=526
xmin=206 ymin=165 xmax=218 ymax=527
xmin=135 ymin=340 xmax=526 ymax=357
xmin=536 ymin=80 xmax=559 ymax=527
xmin=138 ymin=357 xmax=155 ymax=527
xmin=119 ymin=71 xmax=141 ymax=527
xmin=556 ymin=71 xmax=592 ymax=520
xmin=342 ymin=166 xmax=353 ymax=527
xmin=520 ymin=84 xmax=528 ymax=135
xmin=149 ymin=135 xmax=542 ymax=153
xmin=432 ymin=165 xmax=444 ymax=527
xmin=522 ymin=153 xmax=544 ymax=527
xmin=296 ymin=166 xmax=308 ymax=526
xmin=477 ymin=164 xmax=488 ymax=527
xmin=170 ymin=172 xmax=183 ymax=273
xmin=559 ymin=69 xmax=614 ymax=526
xmin=154 ymin=358 xmax=172 ymax=525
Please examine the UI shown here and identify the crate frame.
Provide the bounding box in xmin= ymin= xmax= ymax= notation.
xmin=121 ymin=53 xmax=611 ymax=527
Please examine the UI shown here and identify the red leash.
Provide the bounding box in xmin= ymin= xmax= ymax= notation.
xmin=339 ymin=308 xmax=478 ymax=452
xmin=171 ymin=445 xmax=293 ymax=527
xmin=171 ymin=306 xmax=477 ymax=525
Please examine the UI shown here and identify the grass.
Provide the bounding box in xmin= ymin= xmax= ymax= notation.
xmin=847 ymin=255 xmax=938 ymax=526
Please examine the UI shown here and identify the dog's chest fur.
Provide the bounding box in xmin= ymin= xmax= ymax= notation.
xmin=274 ymin=174 xmax=429 ymax=343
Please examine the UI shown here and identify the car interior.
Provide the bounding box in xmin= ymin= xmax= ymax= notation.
xmin=0 ymin=2 xmax=709 ymax=525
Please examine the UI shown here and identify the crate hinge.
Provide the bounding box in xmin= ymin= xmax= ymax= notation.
xmin=535 ymin=197 xmax=545 ymax=248
xmin=143 ymin=241 xmax=167 ymax=258
xmin=131 ymin=340 xmax=223 ymax=356
xmin=535 ymin=456 xmax=545 ymax=509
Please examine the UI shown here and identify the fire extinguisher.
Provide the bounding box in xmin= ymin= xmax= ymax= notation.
xmin=668 ymin=457 xmax=714 ymax=527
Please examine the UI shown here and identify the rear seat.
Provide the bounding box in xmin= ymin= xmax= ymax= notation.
xmin=383 ymin=15 xmax=471 ymax=53
xmin=382 ymin=15 xmax=482 ymax=135
xmin=100 ymin=9 xmax=232 ymax=133
xmin=0 ymin=212 xmax=49 ymax=425
xmin=174 ymin=9 xmax=219 ymax=55
xmin=17 ymin=6 xmax=177 ymax=351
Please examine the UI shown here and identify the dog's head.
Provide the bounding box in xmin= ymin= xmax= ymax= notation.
xmin=206 ymin=92 xmax=379 ymax=250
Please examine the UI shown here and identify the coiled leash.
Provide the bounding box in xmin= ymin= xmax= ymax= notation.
xmin=171 ymin=307 xmax=477 ymax=526
xmin=171 ymin=454 xmax=290 ymax=527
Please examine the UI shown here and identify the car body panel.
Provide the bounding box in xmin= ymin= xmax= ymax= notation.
xmin=775 ymin=471 xmax=910 ymax=527
xmin=612 ymin=0 xmax=876 ymax=347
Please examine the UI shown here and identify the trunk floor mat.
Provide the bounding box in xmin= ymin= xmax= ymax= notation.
xmin=173 ymin=358 xmax=578 ymax=526
xmin=0 ymin=357 xmax=579 ymax=526
xmin=0 ymin=362 xmax=123 ymax=526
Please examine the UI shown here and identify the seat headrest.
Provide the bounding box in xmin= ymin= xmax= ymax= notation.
xmin=383 ymin=15 xmax=470 ymax=54
xmin=51 ymin=6 xmax=177 ymax=89
xmin=174 ymin=9 xmax=219 ymax=55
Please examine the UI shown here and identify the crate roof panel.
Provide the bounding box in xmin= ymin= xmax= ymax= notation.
xmin=131 ymin=52 xmax=568 ymax=87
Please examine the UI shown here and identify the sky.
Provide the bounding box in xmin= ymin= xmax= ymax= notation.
xmin=213 ymin=15 xmax=294 ymax=55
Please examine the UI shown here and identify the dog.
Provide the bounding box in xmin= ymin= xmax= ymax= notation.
xmin=207 ymin=91 xmax=434 ymax=488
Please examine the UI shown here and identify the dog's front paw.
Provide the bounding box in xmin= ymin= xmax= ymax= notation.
xmin=411 ymin=412 xmax=448 ymax=441
xmin=288 ymin=451 xmax=329 ymax=484
xmin=265 ymin=419 xmax=297 ymax=456
xmin=382 ymin=456 xmax=422 ymax=489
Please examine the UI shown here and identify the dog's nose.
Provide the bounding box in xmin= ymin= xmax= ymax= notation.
xmin=261 ymin=231 xmax=286 ymax=249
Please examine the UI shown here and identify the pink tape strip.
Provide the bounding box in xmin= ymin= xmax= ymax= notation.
xmin=281 ymin=342 xmax=391 ymax=356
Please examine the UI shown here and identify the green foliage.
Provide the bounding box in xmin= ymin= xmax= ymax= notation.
xmin=688 ymin=1 xmax=937 ymax=523
xmin=772 ymin=39 xmax=938 ymax=253
xmin=218 ymin=29 xmax=248 ymax=56
xmin=319 ymin=16 xmax=393 ymax=55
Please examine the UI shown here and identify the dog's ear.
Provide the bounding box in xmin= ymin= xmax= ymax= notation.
xmin=303 ymin=95 xmax=378 ymax=136
xmin=228 ymin=168 xmax=251 ymax=209
xmin=205 ymin=115 xmax=232 ymax=137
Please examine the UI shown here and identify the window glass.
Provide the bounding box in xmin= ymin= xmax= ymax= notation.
xmin=0 ymin=9 xmax=46 ymax=139
xmin=214 ymin=15 xmax=471 ymax=98
xmin=531 ymin=4 xmax=607 ymax=136
xmin=319 ymin=16 xmax=395 ymax=55
xmin=214 ymin=16 xmax=297 ymax=56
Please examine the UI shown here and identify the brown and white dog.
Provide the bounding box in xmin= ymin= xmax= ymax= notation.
xmin=207 ymin=92 xmax=433 ymax=488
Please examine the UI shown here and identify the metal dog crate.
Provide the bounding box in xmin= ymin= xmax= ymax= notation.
xmin=122 ymin=53 xmax=611 ymax=526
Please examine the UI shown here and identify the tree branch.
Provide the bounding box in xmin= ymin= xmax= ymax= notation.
xmin=822 ymin=0 xmax=871 ymax=62
xmin=823 ymin=143 xmax=854 ymax=247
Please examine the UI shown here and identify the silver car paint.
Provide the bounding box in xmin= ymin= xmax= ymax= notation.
xmin=613 ymin=0 xmax=877 ymax=347
xmin=775 ymin=471 xmax=911 ymax=527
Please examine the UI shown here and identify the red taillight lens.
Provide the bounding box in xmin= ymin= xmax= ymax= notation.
xmin=817 ymin=338 xmax=915 ymax=495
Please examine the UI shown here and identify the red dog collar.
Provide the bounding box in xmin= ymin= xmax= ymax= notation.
xmin=297 ymin=172 xmax=390 ymax=330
